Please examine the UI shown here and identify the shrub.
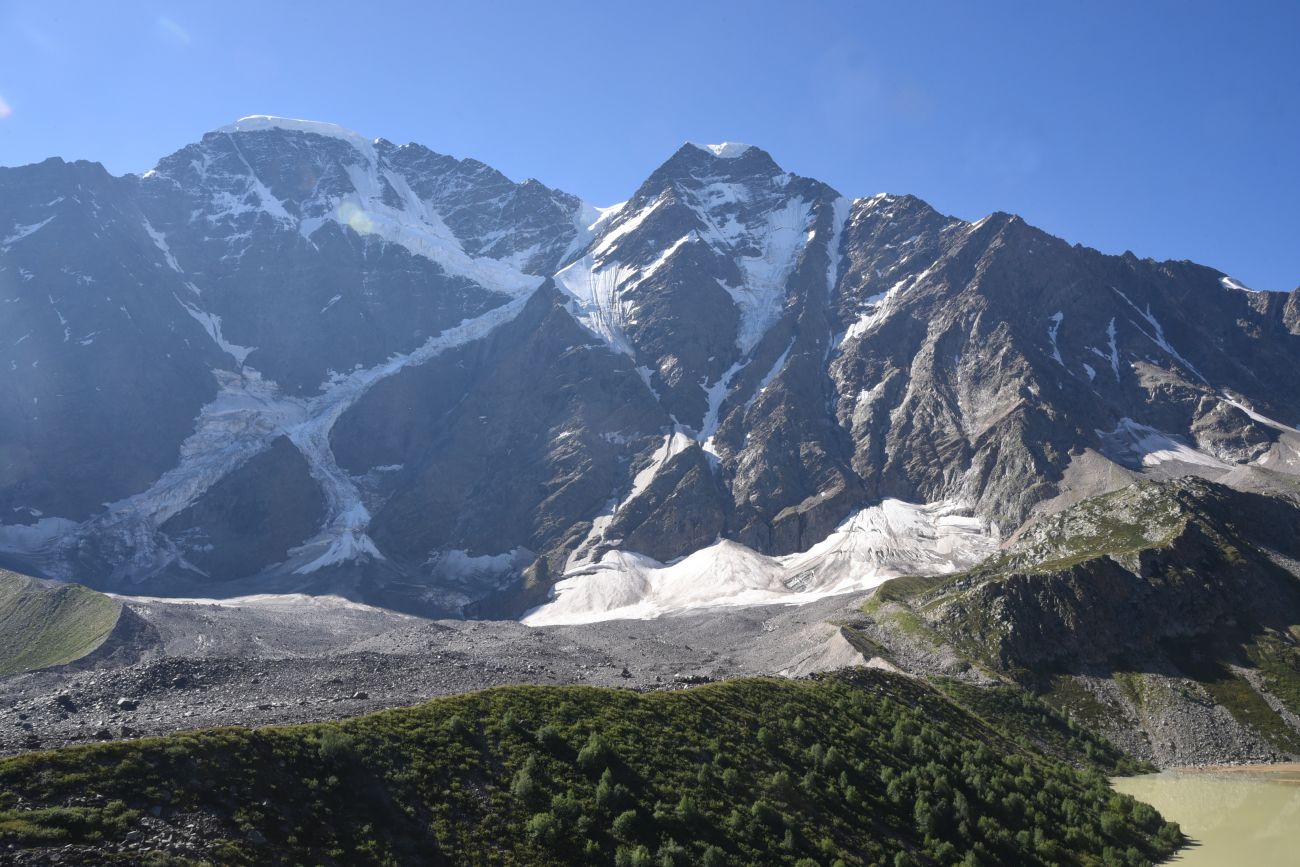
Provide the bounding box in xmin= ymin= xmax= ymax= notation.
xmin=510 ymin=766 xmax=541 ymax=804
xmin=657 ymin=839 xmax=689 ymax=866
xmin=535 ymin=724 xmax=566 ymax=753
xmin=577 ymin=732 xmax=614 ymax=775
xmin=701 ymin=844 xmax=727 ymax=866
xmin=526 ymin=811 xmax=559 ymax=845
xmin=316 ymin=729 xmax=354 ymax=763
xmin=596 ymin=770 xmax=632 ymax=813
xmin=616 ymin=844 xmax=652 ymax=867
xmin=612 ymin=809 xmax=640 ymax=842
xmin=751 ymin=799 xmax=782 ymax=829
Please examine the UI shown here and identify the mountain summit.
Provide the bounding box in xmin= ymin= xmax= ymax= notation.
xmin=2 ymin=117 xmax=1297 ymax=617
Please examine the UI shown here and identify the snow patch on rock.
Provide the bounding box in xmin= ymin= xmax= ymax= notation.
xmin=1097 ymin=418 xmax=1229 ymax=470
xmin=526 ymin=499 xmax=997 ymax=625
xmin=2 ymin=216 xmax=55 ymax=247
xmin=690 ymin=142 xmax=755 ymax=159
xmin=175 ymin=295 xmax=255 ymax=365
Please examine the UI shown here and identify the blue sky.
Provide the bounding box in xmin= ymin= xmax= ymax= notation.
xmin=2 ymin=1 xmax=1296 ymax=289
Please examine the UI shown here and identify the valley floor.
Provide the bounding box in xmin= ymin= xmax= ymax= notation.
xmin=3 ymin=585 xmax=1294 ymax=773
xmin=0 ymin=591 xmax=875 ymax=758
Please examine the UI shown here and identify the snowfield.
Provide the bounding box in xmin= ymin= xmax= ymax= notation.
xmin=524 ymin=499 xmax=997 ymax=625
xmin=1096 ymin=418 xmax=1229 ymax=470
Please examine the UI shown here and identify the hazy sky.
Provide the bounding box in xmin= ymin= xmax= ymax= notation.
xmin=2 ymin=1 xmax=1296 ymax=289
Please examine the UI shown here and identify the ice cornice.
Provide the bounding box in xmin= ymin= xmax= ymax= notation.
xmin=215 ymin=115 xmax=378 ymax=162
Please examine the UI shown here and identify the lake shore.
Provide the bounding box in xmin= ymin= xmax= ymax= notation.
xmin=1114 ymin=763 xmax=1300 ymax=865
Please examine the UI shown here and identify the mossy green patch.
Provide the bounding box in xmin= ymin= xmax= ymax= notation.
xmin=1043 ymin=675 xmax=1124 ymax=732
xmin=934 ymin=679 xmax=1150 ymax=775
xmin=1243 ymin=630 xmax=1300 ymax=717
xmin=0 ymin=570 xmax=121 ymax=675
xmin=1111 ymin=672 xmax=1148 ymax=710
xmin=1164 ymin=640 xmax=1300 ymax=754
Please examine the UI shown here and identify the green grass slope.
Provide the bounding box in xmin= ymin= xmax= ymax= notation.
xmin=0 ymin=569 xmax=121 ymax=675
xmin=0 ymin=670 xmax=1181 ymax=866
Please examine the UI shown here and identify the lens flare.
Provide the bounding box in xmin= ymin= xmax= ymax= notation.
xmin=156 ymin=17 xmax=191 ymax=46
xmin=337 ymin=201 xmax=373 ymax=234
xmin=0 ymin=96 xmax=13 ymax=120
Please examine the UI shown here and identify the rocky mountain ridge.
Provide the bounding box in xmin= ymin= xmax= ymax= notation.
xmin=858 ymin=477 xmax=1300 ymax=765
xmin=2 ymin=116 xmax=1298 ymax=617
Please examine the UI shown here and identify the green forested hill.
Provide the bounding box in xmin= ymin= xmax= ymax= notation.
xmin=0 ymin=669 xmax=1180 ymax=866
xmin=0 ymin=569 xmax=121 ymax=675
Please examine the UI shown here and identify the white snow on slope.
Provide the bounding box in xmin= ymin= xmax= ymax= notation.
xmin=1111 ymin=287 xmax=1207 ymax=384
xmin=553 ymin=196 xmax=670 ymax=356
xmin=1221 ymin=394 xmax=1299 ymax=432
xmin=176 ymin=295 xmax=255 ymax=365
xmin=282 ymin=293 xmax=537 ymax=574
xmin=840 ymin=264 xmax=937 ymax=346
xmin=2 ymin=117 xmax=560 ymax=580
xmin=143 ymin=218 xmax=183 ymax=273
xmin=331 ymin=161 xmax=542 ymax=298
xmin=426 ymin=548 xmax=529 ymax=583
xmin=744 ymin=340 xmax=795 ymax=414
xmin=0 ymin=516 xmax=79 ymax=557
xmin=639 ymin=232 xmax=696 ymax=284
xmin=566 ymin=428 xmax=696 ymax=570
xmin=719 ymin=196 xmax=814 ymax=353
xmin=826 ymin=196 xmax=851 ymax=296
xmin=114 ymin=591 xmax=390 ymax=613
xmin=782 ymin=501 xmax=993 ymax=589
xmin=1105 ymin=318 xmax=1121 ymax=380
xmin=525 ymin=499 xmax=997 ymax=625
xmin=1096 ymin=418 xmax=1229 ymax=470
xmin=690 ymin=142 xmax=755 ymax=159
xmin=208 ymin=117 xmax=544 ymax=300
xmin=1220 ymin=275 xmax=1254 ymax=293
xmin=698 ymin=360 xmax=749 ymax=459
xmin=590 ymin=194 xmax=666 ymax=259
xmin=558 ymin=200 xmax=626 ymax=266
xmin=554 ymin=256 xmax=637 ymax=356
xmin=1047 ymin=311 xmax=1064 ymax=364
xmin=217 ymin=115 xmax=379 ymax=163
xmin=556 ymin=168 xmax=814 ymax=359
xmin=2 ymin=216 xmax=55 ymax=247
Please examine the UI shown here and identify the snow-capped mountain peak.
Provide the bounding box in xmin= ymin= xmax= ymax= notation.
xmin=215 ymin=115 xmax=380 ymax=161
xmin=689 ymin=141 xmax=756 ymax=159
xmin=553 ymin=140 xmax=841 ymax=431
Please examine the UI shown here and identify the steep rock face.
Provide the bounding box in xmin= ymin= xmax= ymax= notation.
xmin=830 ymin=205 xmax=1300 ymax=527
xmin=0 ymin=159 xmax=221 ymax=521
xmin=381 ymin=143 xmax=592 ymax=275
xmin=2 ymin=118 xmax=1298 ymax=615
xmin=158 ymin=436 xmax=327 ymax=583
xmin=554 ymin=143 xmax=865 ymax=556
xmin=920 ymin=479 xmax=1300 ymax=671
xmin=334 ymin=284 xmax=671 ymax=576
xmin=1284 ymin=288 xmax=1300 ymax=334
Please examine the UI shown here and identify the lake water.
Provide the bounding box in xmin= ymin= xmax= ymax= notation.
xmin=1112 ymin=764 xmax=1300 ymax=865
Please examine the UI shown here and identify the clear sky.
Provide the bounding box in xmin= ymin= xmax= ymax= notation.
xmin=2 ymin=1 xmax=1296 ymax=289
